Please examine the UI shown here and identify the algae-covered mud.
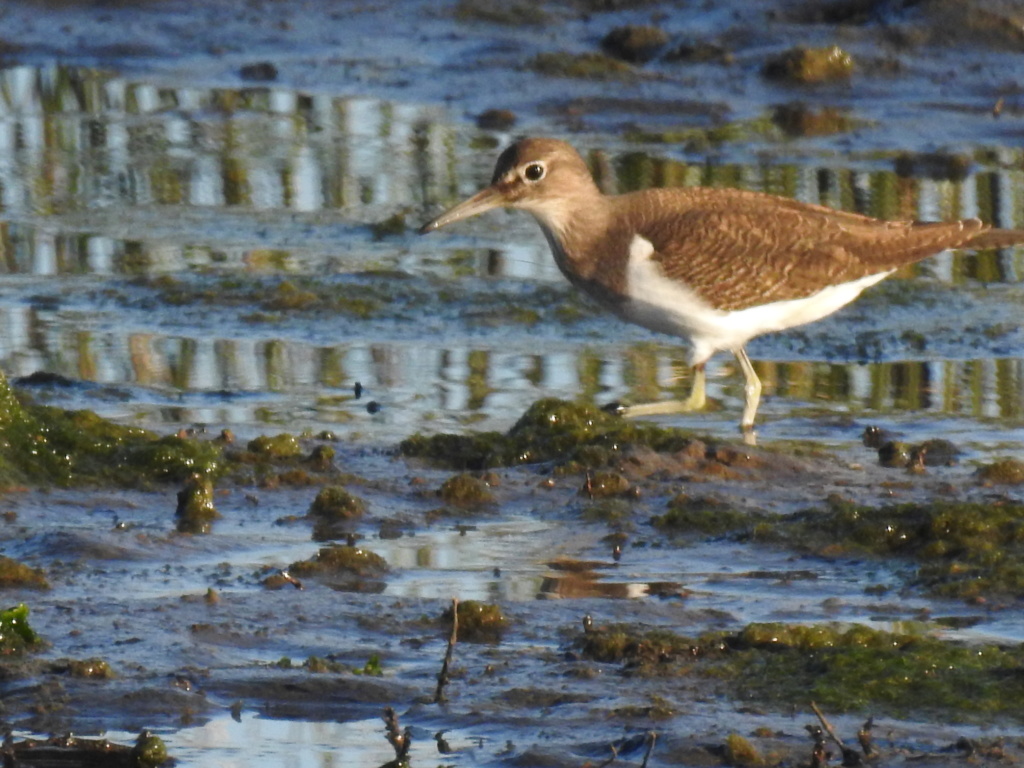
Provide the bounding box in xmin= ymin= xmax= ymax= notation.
xmin=3 ymin=0 xmax=1024 ymax=765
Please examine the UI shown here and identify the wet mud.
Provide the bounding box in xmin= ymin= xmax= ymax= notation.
xmin=3 ymin=393 xmax=1024 ymax=765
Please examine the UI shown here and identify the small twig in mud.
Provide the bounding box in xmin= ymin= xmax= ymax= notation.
xmin=3 ymin=731 xmax=15 ymax=768
xmin=857 ymin=717 xmax=874 ymax=757
xmin=806 ymin=725 xmax=829 ymax=768
xmin=434 ymin=730 xmax=452 ymax=754
xmin=434 ymin=597 xmax=459 ymax=704
xmin=810 ymin=701 xmax=846 ymax=750
xmin=596 ymin=741 xmax=619 ymax=767
xmin=382 ymin=706 xmax=411 ymax=762
xmin=639 ymin=731 xmax=657 ymax=768
xmin=810 ymin=702 xmax=863 ymax=766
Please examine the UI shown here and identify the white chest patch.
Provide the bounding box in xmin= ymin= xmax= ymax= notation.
xmin=620 ymin=234 xmax=891 ymax=365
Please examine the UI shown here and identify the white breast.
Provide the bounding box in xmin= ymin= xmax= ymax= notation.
xmin=621 ymin=234 xmax=891 ymax=365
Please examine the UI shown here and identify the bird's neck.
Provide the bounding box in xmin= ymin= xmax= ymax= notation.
xmin=529 ymin=193 xmax=614 ymax=274
xmin=529 ymin=193 xmax=632 ymax=306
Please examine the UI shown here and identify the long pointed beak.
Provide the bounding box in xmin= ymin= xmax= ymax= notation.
xmin=418 ymin=185 xmax=505 ymax=235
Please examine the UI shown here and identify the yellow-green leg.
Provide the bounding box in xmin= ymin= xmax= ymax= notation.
xmin=734 ymin=347 xmax=761 ymax=445
xmin=620 ymin=363 xmax=706 ymax=417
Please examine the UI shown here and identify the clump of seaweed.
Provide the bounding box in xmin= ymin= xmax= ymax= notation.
xmin=444 ymin=600 xmax=508 ymax=642
xmin=400 ymin=398 xmax=697 ymax=470
xmin=575 ymin=620 xmax=1024 ymax=720
xmin=654 ymin=493 xmax=1024 ymax=600
xmin=763 ymin=46 xmax=854 ymax=84
xmin=0 ymin=556 xmax=50 ymax=590
xmin=0 ymin=603 xmax=43 ymax=655
xmin=438 ymin=473 xmax=494 ymax=505
xmin=175 ymin=474 xmax=220 ymax=534
xmin=287 ymin=545 xmax=389 ymax=591
xmin=528 ymin=51 xmax=635 ymax=80
xmin=0 ymin=370 xmax=225 ymax=487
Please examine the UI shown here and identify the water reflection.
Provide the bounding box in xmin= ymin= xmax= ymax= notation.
xmin=143 ymin=714 xmax=454 ymax=768
xmin=2 ymin=63 xmax=1023 ymax=440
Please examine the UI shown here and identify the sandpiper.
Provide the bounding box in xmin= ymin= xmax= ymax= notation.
xmin=420 ymin=138 xmax=1024 ymax=438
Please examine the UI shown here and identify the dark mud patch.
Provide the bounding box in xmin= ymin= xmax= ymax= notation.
xmin=4 ymin=731 xmax=169 ymax=768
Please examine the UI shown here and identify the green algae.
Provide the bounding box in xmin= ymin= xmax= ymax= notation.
xmin=146 ymin=274 xmax=389 ymax=320
xmin=126 ymin=435 xmax=224 ymax=483
xmin=771 ymin=103 xmax=862 ymax=138
xmin=653 ymin=494 xmax=761 ymax=536
xmin=977 ymin=458 xmax=1024 ymax=485
xmin=309 ymin=485 xmax=367 ymax=520
xmin=307 ymin=444 xmax=336 ymax=471
xmin=751 ymin=500 xmax=1024 ymax=599
xmin=725 ymin=733 xmax=764 ymax=767
xmin=654 ymin=494 xmax=1024 ymax=600
xmin=266 ymin=280 xmax=319 ymax=311
xmin=247 ymin=433 xmax=303 ymax=458
xmin=728 ymin=622 xmax=1024 ymax=719
xmin=578 ymin=623 xmax=692 ymax=664
xmin=400 ymin=398 xmax=697 ymax=470
xmin=877 ymin=440 xmax=912 ymax=468
xmin=65 ymin=657 xmax=116 ymax=679
xmin=0 ymin=603 xmax=42 ymax=655
xmin=580 ymin=470 xmax=630 ymax=498
xmin=4 ymin=731 xmax=169 ymax=767
xmin=288 ymin=544 xmax=389 ymax=578
xmin=175 ymin=474 xmax=220 ymax=534
xmin=447 ymin=600 xmax=508 ymax=642
xmin=581 ymin=498 xmax=632 ymax=524
xmin=278 ymin=653 xmax=382 ymax=675
xmin=142 ymin=272 xmax=586 ymax=332
xmin=577 ymin=620 xmax=1024 ymax=720
xmin=308 ymin=485 xmax=368 ymax=540
xmin=0 ymin=555 xmax=50 ymax=590
xmin=303 ymin=655 xmax=348 ymax=673
xmin=0 ymin=371 xmax=226 ymax=487
xmin=132 ymin=731 xmax=168 ymax=768
xmin=231 ymin=433 xmax=343 ymax=489
xmin=438 ymin=473 xmax=494 ymax=505
xmin=763 ymin=45 xmax=854 ymax=84
xmin=454 ymin=0 xmax=551 ymax=25
xmin=528 ymin=51 xmax=635 ymax=80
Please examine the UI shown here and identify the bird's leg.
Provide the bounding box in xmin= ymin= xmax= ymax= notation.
xmin=733 ymin=347 xmax=761 ymax=445
xmin=619 ymin=363 xmax=706 ymax=417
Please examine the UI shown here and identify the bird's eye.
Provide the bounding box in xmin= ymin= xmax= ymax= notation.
xmin=524 ymin=163 xmax=545 ymax=182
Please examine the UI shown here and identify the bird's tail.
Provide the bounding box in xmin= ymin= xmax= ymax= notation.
xmin=966 ymin=227 xmax=1024 ymax=250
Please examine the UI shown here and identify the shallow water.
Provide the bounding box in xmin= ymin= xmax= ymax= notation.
xmin=2 ymin=63 xmax=1024 ymax=455
xmin=3 ymin=1 xmax=1024 ymax=764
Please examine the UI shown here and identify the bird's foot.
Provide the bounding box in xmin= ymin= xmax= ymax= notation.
xmin=613 ymin=395 xmax=707 ymax=418
xmin=606 ymin=365 xmax=707 ymax=419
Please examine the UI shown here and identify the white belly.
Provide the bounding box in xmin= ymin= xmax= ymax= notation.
xmin=621 ymin=234 xmax=890 ymax=365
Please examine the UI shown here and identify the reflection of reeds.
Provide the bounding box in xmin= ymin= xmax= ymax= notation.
xmin=621 ymin=351 xmax=1024 ymax=419
xmin=5 ymin=314 xmax=1023 ymax=425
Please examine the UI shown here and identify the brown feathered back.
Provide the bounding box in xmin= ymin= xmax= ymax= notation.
xmin=621 ymin=186 xmax=1012 ymax=311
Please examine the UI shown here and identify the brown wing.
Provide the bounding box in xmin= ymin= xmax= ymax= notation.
xmin=627 ymin=187 xmax=989 ymax=311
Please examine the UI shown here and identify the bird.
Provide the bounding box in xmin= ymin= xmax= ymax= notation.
xmin=419 ymin=137 xmax=1024 ymax=440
